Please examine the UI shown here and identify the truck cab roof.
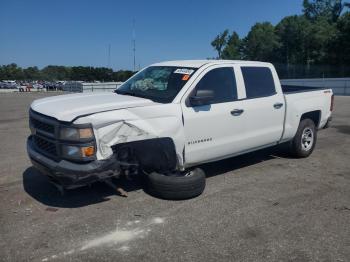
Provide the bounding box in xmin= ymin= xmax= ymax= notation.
xmin=151 ymin=60 xmax=272 ymax=68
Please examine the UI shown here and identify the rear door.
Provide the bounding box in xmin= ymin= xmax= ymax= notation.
xmin=235 ymin=66 xmax=285 ymax=149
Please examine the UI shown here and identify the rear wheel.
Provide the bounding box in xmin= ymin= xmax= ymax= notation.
xmin=289 ymin=119 xmax=317 ymax=158
xmin=147 ymin=168 xmax=206 ymax=200
xmin=323 ymin=118 xmax=331 ymax=129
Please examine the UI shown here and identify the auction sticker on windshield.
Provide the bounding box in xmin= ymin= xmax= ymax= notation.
xmin=174 ymin=68 xmax=194 ymax=75
xmin=182 ymin=74 xmax=190 ymax=81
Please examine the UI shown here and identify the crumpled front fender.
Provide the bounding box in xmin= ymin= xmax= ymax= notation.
xmin=73 ymin=103 xmax=185 ymax=169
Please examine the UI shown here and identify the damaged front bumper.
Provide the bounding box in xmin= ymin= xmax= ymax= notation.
xmin=27 ymin=136 xmax=121 ymax=188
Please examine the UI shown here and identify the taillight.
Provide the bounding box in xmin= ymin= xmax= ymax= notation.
xmin=330 ymin=94 xmax=334 ymax=111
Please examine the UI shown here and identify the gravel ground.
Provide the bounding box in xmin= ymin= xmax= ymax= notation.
xmin=0 ymin=92 xmax=349 ymax=262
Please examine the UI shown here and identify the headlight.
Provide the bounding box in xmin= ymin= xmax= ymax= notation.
xmin=61 ymin=145 xmax=95 ymax=159
xmin=60 ymin=127 xmax=94 ymax=141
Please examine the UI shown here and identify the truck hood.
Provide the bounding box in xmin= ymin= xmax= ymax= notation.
xmin=30 ymin=92 xmax=157 ymax=122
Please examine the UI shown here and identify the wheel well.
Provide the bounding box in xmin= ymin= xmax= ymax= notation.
xmin=112 ymin=137 xmax=178 ymax=173
xmin=300 ymin=110 xmax=321 ymax=127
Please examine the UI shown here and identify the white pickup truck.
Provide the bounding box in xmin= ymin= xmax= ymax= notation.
xmin=27 ymin=60 xmax=334 ymax=199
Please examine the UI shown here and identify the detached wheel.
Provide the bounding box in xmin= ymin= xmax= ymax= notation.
xmin=147 ymin=168 xmax=206 ymax=200
xmin=290 ymin=119 xmax=317 ymax=158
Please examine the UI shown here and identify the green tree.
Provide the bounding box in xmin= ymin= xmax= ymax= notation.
xmin=112 ymin=70 xmax=134 ymax=82
xmin=41 ymin=66 xmax=71 ymax=80
xmin=307 ymin=17 xmax=338 ymax=64
xmin=211 ymin=29 xmax=229 ymax=58
xmin=210 ymin=1 xmax=350 ymax=77
xmin=221 ymin=32 xmax=242 ymax=59
xmin=242 ymin=22 xmax=280 ymax=61
xmin=275 ymin=16 xmax=309 ymax=65
xmin=276 ymin=15 xmax=337 ymax=65
xmin=23 ymin=66 xmax=41 ymax=80
xmin=331 ymin=12 xmax=350 ymax=64
xmin=0 ymin=63 xmax=24 ymax=80
xmin=303 ymin=0 xmax=350 ymax=22
xmin=0 ymin=64 xmax=136 ymax=82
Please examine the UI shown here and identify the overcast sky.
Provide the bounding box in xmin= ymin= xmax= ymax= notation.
xmin=0 ymin=0 xmax=302 ymax=70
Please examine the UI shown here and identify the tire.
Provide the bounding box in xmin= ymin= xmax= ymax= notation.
xmin=147 ymin=168 xmax=206 ymax=200
xmin=289 ymin=118 xmax=317 ymax=158
xmin=323 ymin=119 xmax=331 ymax=129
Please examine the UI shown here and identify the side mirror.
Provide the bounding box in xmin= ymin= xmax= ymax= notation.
xmin=189 ymin=89 xmax=214 ymax=106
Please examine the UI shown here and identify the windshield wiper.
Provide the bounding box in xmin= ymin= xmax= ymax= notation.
xmin=114 ymin=89 xmax=160 ymax=102
xmin=115 ymin=90 xmax=137 ymax=97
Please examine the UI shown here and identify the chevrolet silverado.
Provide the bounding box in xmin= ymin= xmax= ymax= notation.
xmin=27 ymin=60 xmax=334 ymax=199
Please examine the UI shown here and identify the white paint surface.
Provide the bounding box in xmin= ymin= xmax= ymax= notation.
xmin=31 ymin=92 xmax=156 ymax=122
xmin=41 ymin=217 xmax=165 ymax=261
xmin=152 ymin=217 xmax=165 ymax=224
xmin=80 ymin=229 xmax=144 ymax=251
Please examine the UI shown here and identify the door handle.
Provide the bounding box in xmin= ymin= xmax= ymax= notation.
xmin=231 ymin=109 xmax=244 ymax=116
xmin=273 ymin=103 xmax=284 ymax=109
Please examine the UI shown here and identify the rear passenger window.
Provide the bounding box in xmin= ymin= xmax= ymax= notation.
xmin=195 ymin=67 xmax=237 ymax=104
xmin=241 ymin=67 xmax=276 ymax=98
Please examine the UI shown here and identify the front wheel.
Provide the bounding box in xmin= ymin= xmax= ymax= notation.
xmin=289 ymin=119 xmax=317 ymax=158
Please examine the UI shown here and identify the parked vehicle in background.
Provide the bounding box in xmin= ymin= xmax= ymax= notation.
xmin=0 ymin=80 xmax=19 ymax=89
xmin=32 ymin=83 xmax=44 ymax=90
xmin=26 ymin=60 xmax=334 ymax=200
xmin=0 ymin=82 xmax=8 ymax=89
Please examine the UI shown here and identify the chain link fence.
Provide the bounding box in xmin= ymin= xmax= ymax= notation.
xmin=280 ymin=78 xmax=350 ymax=95
xmin=62 ymin=82 xmax=123 ymax=93
xmin=274 ymin=64 xmax=350 ymax=79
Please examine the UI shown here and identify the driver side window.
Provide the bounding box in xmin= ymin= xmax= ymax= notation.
xmin=195 ymin=67 xmax=237 ymax=104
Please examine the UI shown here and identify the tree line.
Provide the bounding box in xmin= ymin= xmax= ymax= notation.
xmin=211 ymin=0 xmax=350 ymax=78
xmin=0 ymin=64 xmax=134 ymax=82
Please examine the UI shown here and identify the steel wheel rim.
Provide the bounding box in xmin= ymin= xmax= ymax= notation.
xmin=301 ymin=127 xmax=314 ymax=151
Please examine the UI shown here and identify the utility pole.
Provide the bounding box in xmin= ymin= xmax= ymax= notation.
xmin=107 ymin=44 xmax=111 ymax=69
xmin=132 ymin=19 xmax=136 ymax=72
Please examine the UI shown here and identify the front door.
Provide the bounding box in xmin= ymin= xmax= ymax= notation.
xmin=181 ymin=65 xmax=247 ymax=165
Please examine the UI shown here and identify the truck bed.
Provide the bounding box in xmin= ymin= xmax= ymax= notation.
xmin=281 ymin=85 xmax=333 ymax=142
xmin=281 ymin=85 xmax=328 ymax=94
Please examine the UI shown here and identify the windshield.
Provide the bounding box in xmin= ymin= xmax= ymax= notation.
xmin=115 ymin=66 xmax=197 ymax=103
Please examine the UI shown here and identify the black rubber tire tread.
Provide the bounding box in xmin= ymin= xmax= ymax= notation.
xmin=324 ymin=119 xmax=331 ymax=129
xmin=289 ymin=118 xmax=317 ymax=158
xmin=147 ymin=168 xmax=206 ymax=200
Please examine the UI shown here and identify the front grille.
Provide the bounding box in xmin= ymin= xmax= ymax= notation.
xmin=29 ymin=110 xmax=95 ymax=163
xmin=30 ymin=111 xmax=59 ymax=160
xmin=33 ymin=136 xmax=58 ymax=157
xmin=30 ymin=117 xmax=55 ymax=134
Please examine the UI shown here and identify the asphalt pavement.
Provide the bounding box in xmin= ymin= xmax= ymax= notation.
xmin=0 ymin=92 xmax=349 ymax=262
